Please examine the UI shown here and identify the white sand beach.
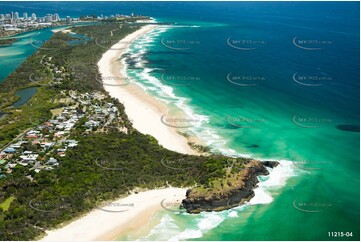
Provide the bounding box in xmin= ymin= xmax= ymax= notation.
xmin=39 ymin=188 xmax=187 ymax=241
xmin=39 ymin=24 xmax=197 ymax=241
xmin=98 ymin=24 xmax=198 ymax=155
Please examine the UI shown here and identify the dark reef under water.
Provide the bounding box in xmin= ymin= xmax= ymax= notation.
xmin=336 ymin=124 xmax=360 ymax=132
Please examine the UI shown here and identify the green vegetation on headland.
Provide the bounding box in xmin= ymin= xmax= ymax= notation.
xmin=181 ymin=160 xmax=279 ymax=213
xmin=0 ymin=21 xmax=272 ymax=240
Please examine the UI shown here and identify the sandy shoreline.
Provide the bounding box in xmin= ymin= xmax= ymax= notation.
xmin=39 ymin=24 xmax=198 ymax=241
xmin=98 ymin=24 xmax=199 ymax=155
xmin=39 ymin=188 xmax=187 ymax=241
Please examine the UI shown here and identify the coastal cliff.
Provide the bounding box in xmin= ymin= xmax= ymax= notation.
xmin=181 ymin=160 xmax=279 ymax=213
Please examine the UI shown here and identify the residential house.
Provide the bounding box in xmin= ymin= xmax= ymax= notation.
xmin=46 ymin=157 xmax=59 ymax=166
xmin=4 ymin=148 xmax=16 ymax=154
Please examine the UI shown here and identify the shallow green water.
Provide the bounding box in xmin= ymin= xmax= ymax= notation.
xmin=119 ymin=3 xmax=360 ymax=240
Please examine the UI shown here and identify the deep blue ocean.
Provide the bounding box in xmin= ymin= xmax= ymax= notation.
xmin=0 ymin=1 xmax=359 ymax=240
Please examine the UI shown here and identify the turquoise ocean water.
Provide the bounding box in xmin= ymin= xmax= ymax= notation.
xmin=119 ymin=2 xmax=360 ymax=241
xmin=0 ymin=1 xmax=359 ymax=240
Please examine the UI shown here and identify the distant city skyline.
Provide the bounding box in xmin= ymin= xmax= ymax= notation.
xmin=0 ymin=11 xmax=62 ymax=24
xmin=0 ymin=10 xmax=140 ymax=27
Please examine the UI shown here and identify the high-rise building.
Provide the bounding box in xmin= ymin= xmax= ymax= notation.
xmin=66 ymin=16 xmax=71 ymax=24
xmin=31 ymin=13 xmax=36 ymax=21
xmin=14 ymin=12 xmax=19 ymax=19
xmin=45 ymin=14 xmax=52 ymax=22
xmin=0 ymin=14 xmax=4 ymax=20
xmin=53 ymin=13 xmax=60 ymax=21
xmin=37 ymin=17 xmax=45 ymax=23
xmin=23 ymin=12 xmax=28 ymax=20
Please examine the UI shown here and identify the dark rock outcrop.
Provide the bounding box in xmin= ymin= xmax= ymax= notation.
xmin=261 ymin=160 xmax=279 ymax=168
xmin=181 ymin=160 xmax=273 ymax=213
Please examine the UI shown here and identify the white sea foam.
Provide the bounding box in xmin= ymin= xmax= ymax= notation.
xmin=247 ymin=187 xmax=273 ymax=205
xmin=124 ymin=24 xmax=299 ymax=185
xmin=259 ymin=159 xmax=296 ymax=188
xmin=170 ymin=229 xmax=203 ymax=241
xmin=169 ymin=212 xmax=224 ymax=241
xmin=227 ymin=210 xmax=238 ymax=217
xmin=164 ymin=160 xmax=297 ymax=240
xmin=142 ymin=214 xmax=179 ymax=240
xmin=123 ymin=23 xmax=297 ymax=240
xmin=124 ymin=28 xmax=218 ymax=148
xmin=198 ymin=213 xmax=224 ymax=230
xmin=201 ymin=162 xmax=290 ymax=213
